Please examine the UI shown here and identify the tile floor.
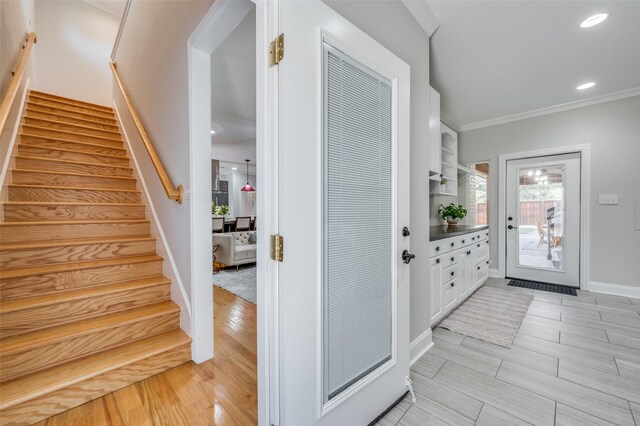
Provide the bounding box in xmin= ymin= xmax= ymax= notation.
xmin=378 ymin=277 xmax=640 ymax=426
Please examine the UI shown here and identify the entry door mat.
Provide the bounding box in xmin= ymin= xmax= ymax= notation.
xmin=508 ymin=279 xmax=577 ymax=296
xmin=438 ymin=286 xmax=533 ymax=348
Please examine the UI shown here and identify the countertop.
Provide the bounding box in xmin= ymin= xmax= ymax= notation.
xmin=430 ymin=225 xmax=489 ymax=242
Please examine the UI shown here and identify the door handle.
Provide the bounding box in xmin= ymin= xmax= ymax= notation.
xmin=402 ymin=250 xmax=415 ymax=264
xmin=508 ymin=225 xmax=517 ymax=230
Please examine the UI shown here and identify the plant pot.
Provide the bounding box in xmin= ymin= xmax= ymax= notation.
xmin=446 ymin=217 xmax=460 ymax=226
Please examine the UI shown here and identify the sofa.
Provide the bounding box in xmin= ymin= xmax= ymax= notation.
xmin=213 ymin=231 xmax=256 ymax=269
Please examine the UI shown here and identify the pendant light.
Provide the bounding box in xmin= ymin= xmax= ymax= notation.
xmin=241 ymin=159 xmax=255 ymax=192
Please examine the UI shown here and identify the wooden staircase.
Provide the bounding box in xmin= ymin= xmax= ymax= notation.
xmin=0 ymin=90 xmax=192 ymax=425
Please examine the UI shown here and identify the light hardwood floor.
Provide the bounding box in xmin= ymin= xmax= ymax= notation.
xmin=35 ymin=286 xmax=258 ymax=425
xmin=379 ymin=278 xmax=640 ymax=426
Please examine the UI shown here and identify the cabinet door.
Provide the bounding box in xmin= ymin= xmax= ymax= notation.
xmin=429 ymin=258 xmax=443 ymax=324
xmin=468 ymin=245 xmax=477 ymax=291
xmin=442 ymin=279 xmax=458 ymax=312
xmin=428 ymin=87 xmax=441 ymax=174
xmin=458 ymin=249 xmax=471 ymax=299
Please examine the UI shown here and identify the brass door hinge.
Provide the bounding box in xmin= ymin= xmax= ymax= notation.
xmin=270 ymin=234 xmax=284 ymax=262
xmin=269 ymin=33 xmax=284 ymax=67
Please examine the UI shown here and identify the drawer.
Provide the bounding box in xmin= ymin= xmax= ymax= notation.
xmin=443 ymin=263 xmax=459 ymax=283
xmin=475 ymin=263 xmax=489 ymax=286
xmin=443 ymin=251 xmax=458 ymax=268
xmin=442 ymin=279 xmax=458 ymax=312
xmin=455 ymin=234 xmax=472 ymax=248
xmin=475 ymin=241 xmax=489 ymax=263
xmin=468 ymin=232 xmax=481 ymax=244
xmin=478 ymin=229 xmax=490 ymax=241
xmin=430 ymin=238 xmax=455 ymax=257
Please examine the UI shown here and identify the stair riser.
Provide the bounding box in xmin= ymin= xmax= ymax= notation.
xmin=15 ymin=157 xmax=133 ymax=177
xmin=0 ymin=221 xmax=149 ymax=244
xmin=11 ymin=171 xmax=136 ymax=190
xmin=23 ymin=117 xmax=121 ymax=140
xmin=0 ymin=283 xmax=171 ymax=338
xmin=25 ymin=110 xmax=120 ymax=132
xmin=21 ymin=132 xmax=123 ymax=150
xmin=0 ymin=311 xmax=179 ymax=383
xmin=20 ymin=138 xmax=125 ymax=157
xmin=2 ymin=204 xmax=146 ymax=222
xmin=22 ymin=126 xmax=122 ymax=147
xmin=0 ymin=261 xmax=163 ymax=301
xmin=27 ymin=103 xmax=117 ymax=125
xmin=9 ymin=186 xmax=141 ymax=203
xmin=0 ymin=343 xmax=190 ymax=425
xmin=18 ymin=145 xmax=130 ymax=166
xmin=0 ymin=240 xmax=157 ymax=269
xmin=27 ymin=97 xmax=115 ymax=119
xmin=29 ymin=92 xmax=113 ymax=112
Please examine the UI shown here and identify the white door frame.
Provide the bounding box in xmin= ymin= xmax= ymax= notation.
xmin=187 ymin=0 xmax=279 ymax=425
xmin=498 ymin=145 xmax=590 ymax=290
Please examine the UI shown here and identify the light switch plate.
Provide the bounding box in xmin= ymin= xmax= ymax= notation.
xmin=599 ymin=194 xmax=618 ymax=205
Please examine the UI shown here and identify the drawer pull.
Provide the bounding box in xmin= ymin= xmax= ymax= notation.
xmin=450 ymin=242 xmax=455 ymax=247
xmin=467 ymin=250 xmax=471 ymax=255
xmin=450 ymin=282 xmax=455 ymax=287
xmin=436 ymin=246 xmax=440 ymax=252
xmin=487 ymin=241 xmax=489 ymax=244
xmin=486 ymin=261 xmax=489 ymax=264
xmin=436 ymin=258 xmax=440 ymax=264
xmin=472 ymin=237 xmax=475 ymax=241
xmin=461 ymin=239 xmax=465 ymax=244
xmin=451 ymin=257 xmax=454 ymax=262
xmin=451 ymin=271 xmax=455 ymax=276
xmin=477 ymin=266 xmax=481 ymax=270
xmin=477 ymin=243 xmax=480 ymax=247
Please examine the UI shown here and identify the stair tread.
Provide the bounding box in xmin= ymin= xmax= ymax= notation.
xmin=11 ymin=169 xmax=136 ymax=182
xmin=3 ymin=201 xmax=143 ymax=206
xmin=24 ymin=117 xmax=120 ymax=136
xmin=21 ymin=133 xmax=125 ymax=151
xmin=0 ymin=254 xmax=161 ymax=280
xmin=7 ymin=184 xmax=140 ymax=193
xmin=29 ymin=91 xmax=113 ymax=111
xmin=19 ymin=145 xmax=128 ymax=160
xmin=0 ymin=235 xmax=155 ymax=251
xmin=25 ymin=110 xmax=119 ymax=130
xmin=27 ymin=95 xmax=115 ymax=116
xmin=22 ymin=125 xmax=123 ymax=143
xmin=0 ymin=275 xmax=170 ymax=313
xmin=0 ymin=300 xmax=177 ymax=354
xmin=0 ymin=219 xmax=149 ymax=225
xmin=0 ymin=329 xmax=190 ymax=410
xmin=26 ymin=103 xmax=117 ymax=123
xmin=15 ymin=155 xmax=133 ymax=171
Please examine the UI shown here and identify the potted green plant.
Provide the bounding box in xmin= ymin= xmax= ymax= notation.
xmin=214 ymin=204 xmax=230 ymax=218
xmin=438 ymin=203 xmax=467 ymax=226
xmin=211 ymin=202 xmax=219 ymax=218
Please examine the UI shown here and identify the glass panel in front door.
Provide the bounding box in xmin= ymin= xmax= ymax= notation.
xmin=517 ymin=165 xmax=565 ymax=272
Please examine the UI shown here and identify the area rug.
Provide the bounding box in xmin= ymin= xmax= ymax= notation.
xmin=438 ymin=286 xmax=533 ymax=348
xmin=213 ymin=266 xmax=256 ymax=304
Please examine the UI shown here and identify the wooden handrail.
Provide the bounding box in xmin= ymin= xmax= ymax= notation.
xmin=0 ymin=32 xmax=36 ymax=138
xmin=110 ymin=62 xmax=183 ymax=204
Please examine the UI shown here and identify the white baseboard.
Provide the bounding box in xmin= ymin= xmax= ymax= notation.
xmin=112 ymin=101 xmax=193 ymax=335
xmin=410 ymin=328 xmax=433 ymax=366
xmin=588 ymin=281 xmax=640 ymax=299
xmin=489 ymin=268 xmax=502 ymax=278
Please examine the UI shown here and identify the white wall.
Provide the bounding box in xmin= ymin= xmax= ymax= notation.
xmin=459 ymin=96 xmax=640 ymax=289
xmin=112 ymin=0 xmax=213 ymax=341
xmin=323 ymin=1 xmax=432 ymax=345
xmin=34 ymin=0 xmax=119 ymax=105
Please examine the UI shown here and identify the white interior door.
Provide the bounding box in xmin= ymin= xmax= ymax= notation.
xmin=506 ymin=153 xmax=581 ymax=287
xmin=276 ymin=1 xmax=411 ymax=424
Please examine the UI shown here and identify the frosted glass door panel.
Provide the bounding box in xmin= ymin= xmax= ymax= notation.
xmin=323 ymin=43 xmax=393 ymax=401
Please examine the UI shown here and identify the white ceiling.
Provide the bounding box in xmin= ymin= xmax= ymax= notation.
xmin=211 ymin=6 xmax=256 ymax=163
xmin=81 ymin=0 xmax=127 ymax=17
xmin=428 ymin=1 xmax=640 ymax=130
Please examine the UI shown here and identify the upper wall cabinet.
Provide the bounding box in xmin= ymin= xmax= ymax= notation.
xmin=430 ymin=121 xmax=458 ymax=196
xmin=428 ymin=87 xmax=441 ymax=176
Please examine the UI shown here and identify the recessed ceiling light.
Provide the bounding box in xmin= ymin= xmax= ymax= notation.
xmin=580 ymin=13 xmax=608 ymax=28
xmin=577 ymin=82 xmax=595 ymax=90
xmin=232 ymin=167 xmax=238 ymax=170
xmin=211 ymin=130 xmax=216 ymax=134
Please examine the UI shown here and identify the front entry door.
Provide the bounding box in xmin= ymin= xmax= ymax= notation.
xmin=276 ymin=1 xmax=411 ymax=424
xmin=506 ymin=153 xmax=581 ymax=287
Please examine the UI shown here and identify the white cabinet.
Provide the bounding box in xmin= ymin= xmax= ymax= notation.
xmin=429 ymin=230 xmax=490 ymax=327
xmin=430 ymin=122 xmax=459 ymax=196
xmin=428 ymin=86 xmax=441 ymax=176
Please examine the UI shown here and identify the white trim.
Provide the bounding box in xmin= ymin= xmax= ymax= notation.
xmin=112 ymin=101 xmax=193 ymax=330
xmin=1 ymin=78 xmax=31 ymax=202
xmin=400 ymin=0 xmax=440 ymax=37
xmin=187 ymin=0 xmax=275 ymax=424
xmin=498 ymin=145 xmax=590 ymax=291
xmin=458 ymin=87 xmax=640 ymax=132
xmin=489 ymin=268 xmax=501 ymax=278
xmin=110 ymin=0 xmax=132 ymax=60
xmin=588 ymin=281 xmax=640 ymax=299
xmin=410 ymin=328 xmax=433 ymax=366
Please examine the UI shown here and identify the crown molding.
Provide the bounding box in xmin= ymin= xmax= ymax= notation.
xmin=458 ymin=87 xmax=640 ymax=133
xmin=401 ymin=0 xmax=440 ymax=37
xmin=440 ymin=112 xmax=459 ymax=132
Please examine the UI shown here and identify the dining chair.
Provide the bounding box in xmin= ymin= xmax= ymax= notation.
xmin=212 ymin=217 xmax=224 ymax=233
xmin=235 ymin=216 xmax=251 ymax=232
